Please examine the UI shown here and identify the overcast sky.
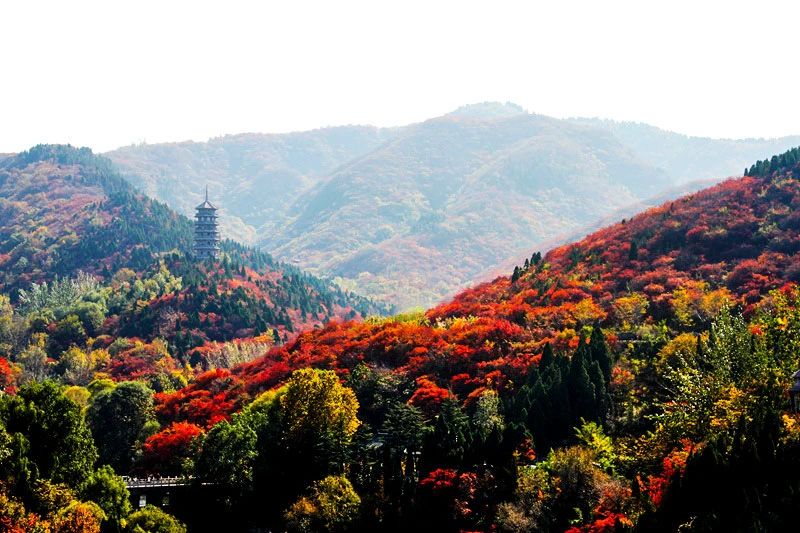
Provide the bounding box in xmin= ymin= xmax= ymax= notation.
xmin=2 ymin=0 xmax=799 ymax=153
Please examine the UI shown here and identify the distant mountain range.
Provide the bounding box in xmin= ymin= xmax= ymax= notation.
xmin=107 ymin=103 xmax=800 ymax=308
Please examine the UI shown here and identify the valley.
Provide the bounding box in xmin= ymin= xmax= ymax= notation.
xmin=108 ymin=103 xmax=800 ymax=309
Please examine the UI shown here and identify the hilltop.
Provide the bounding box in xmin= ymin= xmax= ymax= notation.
xmin=0 ymin=145 xmax=389 ymax=353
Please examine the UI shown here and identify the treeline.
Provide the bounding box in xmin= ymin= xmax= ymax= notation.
xmin=745 ymin=145 xmax=800 ymax=177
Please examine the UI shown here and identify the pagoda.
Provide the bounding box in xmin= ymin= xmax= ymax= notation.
xmin=194 ymin=186 xmax=220 ymax=259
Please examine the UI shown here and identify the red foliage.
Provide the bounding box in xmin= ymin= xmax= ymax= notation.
xmin=158 ymin=171 xmax=800 ymax=435
xmin=0 ymin=357 xmax=15 ymax=393
xmin=155 ymin=368 xmax=243 ymax=428
xmin=641 ymin=441 xmax=694 ymax=507
xmin=565 ymin=513 xmax=632 ymax=533
xmin=141 ymin=422 xmax=204 ymax=475
xmin=409 ymin=376 xmax=452 ymax=414
xmin=106 ymin=340 xmax=181 ymax=382
xmin=419 ymin=468 xmax=458 ymax=492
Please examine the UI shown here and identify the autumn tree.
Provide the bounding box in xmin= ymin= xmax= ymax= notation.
xmin=87 ymin=381 xmax=156 ymax=472
xmin=79 ymin=465 xmax=131 ymax=533
xmin=124 ymin=505 xmax=186 ymax=533
xmin=251 ymin=369 xmax=362 ymax=519
xmin=0 ymin=380 xmax=97 ymax=489
xmin=284 ymin=475 xmax=361 ymax=532
xmin=51 ymin=500 xmax=105 ymax=533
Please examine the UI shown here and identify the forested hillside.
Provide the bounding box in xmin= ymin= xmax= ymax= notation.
xmin=110 ymin=104 xmax=800 ymax=309
xmin=4 ymin=145 xmax=800 ymax=532
xmin=13 ymin=146 xmax=789 ymax=531
xmin=0 ymin=145 xmax=388 ymax=353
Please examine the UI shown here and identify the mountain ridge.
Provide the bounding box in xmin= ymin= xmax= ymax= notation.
xmin=107 ymin=105 xmax=800 ymax=308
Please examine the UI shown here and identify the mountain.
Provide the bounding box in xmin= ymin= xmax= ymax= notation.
xmin=108 ymin=106 xmax=800 ymax=310
xmin=266 ymin=112 xmax=678 ymax=309
xmin=145 ymin=146 xmax=800 ymax=531
xmin=6 ymin=145 xmax=800 ymax=532
xmin=0 ymin=145 xmax=389 ymax=352
xmin=108 ymin=126 xmax=399 ymax=244
xmin=573 ymin=117 xmax=800 ymax=183
xmin=159 ymin=145 xmax=800 ymax=422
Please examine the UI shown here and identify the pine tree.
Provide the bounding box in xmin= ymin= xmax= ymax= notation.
xmin=589 ymin=325 xmax=612 ymax=383
xmin=568 ymin=344 xmax=597 ymax=425
xmin=426 ymin=397 xmax=472 ymax=467
xmin=540 ymin=342 xmax=554 ymax=371
xmin=588 ymin=360 xmax=609 ymax=422
xmin=628 ymin=240 xmax=638 ymax=260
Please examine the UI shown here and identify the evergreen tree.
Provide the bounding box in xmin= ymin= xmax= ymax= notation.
xmin=540 ymin=342 xmax=554 ymax=371
xmin=588 ymin=325 xmax=612 ymax=383
xmin=426 ymin=397 xmax=471 ymax=467
xmin=628 ymin=240 xmax=638 ymax=260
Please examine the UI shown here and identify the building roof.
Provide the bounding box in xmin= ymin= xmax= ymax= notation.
xmin=790 ymin=369 xmax=800 ymax=393
xmin=195 ymin=185 xmax=217 ymax=210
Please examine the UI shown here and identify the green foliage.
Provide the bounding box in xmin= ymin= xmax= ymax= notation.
xmin=426 ymin=397 xmax=472 ymax=466
xmin=284 ymin=475 xmax=361 ymax=532
xmin=49 ymin=315 xmax=88 ymax=355
xmin=87 ymin=381 xmax=155 ymax=473
xmin=574 ymin=420 xmax=615 ymax=473
xmin=17 ymin=272 xmax=102 ymax=318
xmin=637 ymin=380 xmax=800 ymax=531
xmin=124 ymin=505 xmax=186 ymax=533
xmin=195 ymin=418 xmax=258 ymax=496
xmin=80 ymin=465 xmax=131 ymax=532
xmin=472 ymin=389 xmax=505 ymax=443
xmin=0 ymin=381 xmax=98 ymax=489
xmin=745 ymin=145 xmax=800 ymax=177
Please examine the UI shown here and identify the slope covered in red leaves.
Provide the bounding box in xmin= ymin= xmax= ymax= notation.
xmin=156 ymin=150 xmax=800 ymax=427
xmin=431 ymin=169 xmax=800 ymax=325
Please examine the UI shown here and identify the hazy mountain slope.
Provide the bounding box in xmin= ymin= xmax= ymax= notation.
xmin=574 ymin=118 xmax=800 ymax=183
xmin=266 ymin=112 xmax=672 ymax=308
xmin=478 ymin=178 xmax=720 ymax=288
xmin=108 ymin=126 xmax=399 ymax=243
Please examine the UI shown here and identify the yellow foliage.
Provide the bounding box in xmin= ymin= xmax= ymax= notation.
xmin=280 ymin=368 xmax=361 ymax=443
xmin=672 ymin=282 xmax=734 ymax=326
xmin=52 ymin=501 xmax=105 ymax=533
xmin=781 ymin=414 xmax=800 ymax=445
xmin=611 ymin=293 xmax=649 ymax=330
xmin=709 ymin=385 xmax=748 ymax=432
xmin=285 ymin=475 xmax=361 ymax=533
xmin=657 ymin=333 xmax=700 ymax=373
xmin=63 ymin=386 xmax=91 ymax=409
xmin=571 ymin=298 xmax=607 ymax=326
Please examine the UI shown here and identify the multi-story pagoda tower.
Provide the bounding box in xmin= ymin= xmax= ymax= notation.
xmin=194 ymin=186 xmax=220 ymax=259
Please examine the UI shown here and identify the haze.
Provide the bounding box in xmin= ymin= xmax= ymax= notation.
xmin=2 ymin=0 xmax=799 ymax=153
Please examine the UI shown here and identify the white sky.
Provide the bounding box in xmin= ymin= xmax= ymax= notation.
xmin=2 ymin=0 xmax=799 ymax=153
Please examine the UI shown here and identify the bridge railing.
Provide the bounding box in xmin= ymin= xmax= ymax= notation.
xmin=122 ymin=476 xmax=192 ymax=489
